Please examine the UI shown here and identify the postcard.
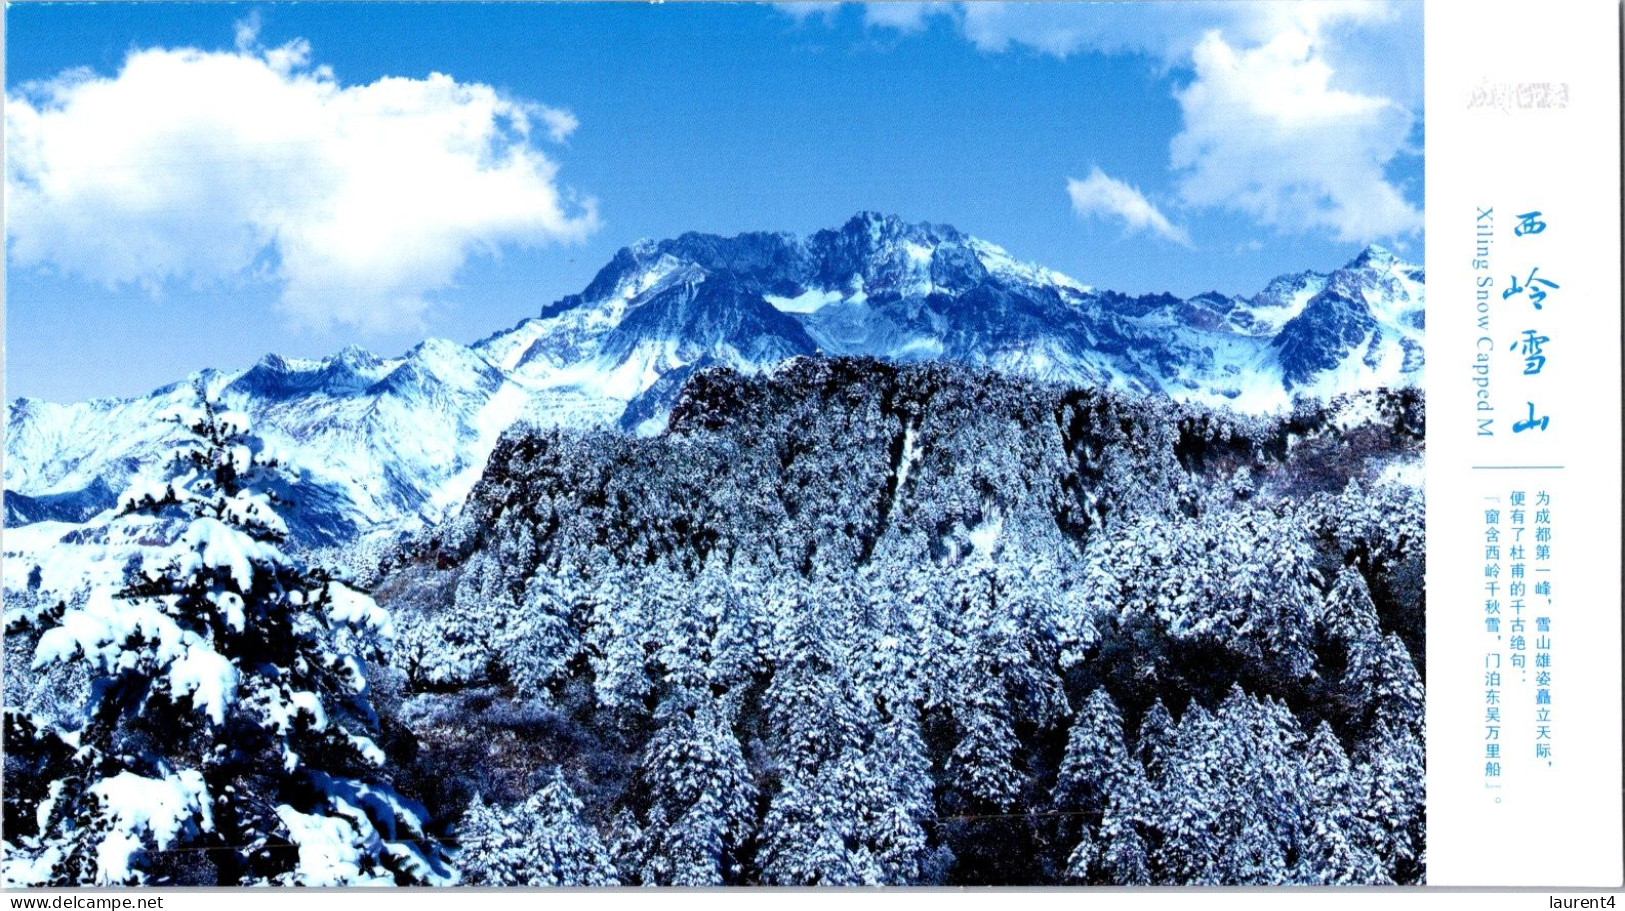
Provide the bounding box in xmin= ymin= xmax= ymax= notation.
xmin=1 ymin=0 xmax=1618 ymax=896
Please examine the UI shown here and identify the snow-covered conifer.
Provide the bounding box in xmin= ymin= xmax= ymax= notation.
xmin=456 ymin=770 xmax=617 ymax=886
xmin=15 ymin=395 xmax=445 ymax=886
xmin=1295 ymin=723 xmax=1388 ymax=885
xmin=635 ymin=700 xmax=755 ymax=885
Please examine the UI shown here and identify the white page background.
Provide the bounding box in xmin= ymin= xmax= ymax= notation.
xmin=1426 ymin=0 xmax=1623 ymax=887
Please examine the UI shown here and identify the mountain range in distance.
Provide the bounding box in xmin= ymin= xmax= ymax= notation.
xmin=4 ymin=212 xmax=1424 ymax=548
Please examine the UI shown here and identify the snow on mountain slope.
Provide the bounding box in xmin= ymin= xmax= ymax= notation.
xmin=5 ymin=340 xmax=612 ymax=549
xmin=6 ymin=212 xmax=1424 ymax=549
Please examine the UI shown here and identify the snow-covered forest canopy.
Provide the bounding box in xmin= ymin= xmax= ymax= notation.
xmin=362 ymin=357 xmax=1426 ymax=886
xmin=5 ymin=356 xmax=1424 ymax=886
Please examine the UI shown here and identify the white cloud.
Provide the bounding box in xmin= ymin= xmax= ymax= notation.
xmin=881 ymin=1 xmax=1403 ymax=71
xmin=6 ymin=29 xmax=598 ymax=332
xmin=861 ymin=3 xmax=949 ymax=33
xmin=957 ymin=2 xmax=1192 ymax=58
xmin=1169 ymin=26 xmax=1420 ymax=242
xmin=776 ymin=2 xmax=844 ymax=24
xmin=1066 ymin=168 xmax=1190 ymax=246
xmin=808 ymin=0 xmax=1421 ymax=244
xmin=537 ymin=107 xmax=580 ymax=143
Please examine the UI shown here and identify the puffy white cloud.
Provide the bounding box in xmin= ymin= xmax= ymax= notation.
xmin=956 ymin=2 xmax=1196 ymax=58
xmin=537 ymin=107 xmax=580 ymax=144
xmin=1169 ymin=26 xmax=1420 ymax=242
xmin=779 ymin=1 xmax=1199 ymax=56
xmin=6 ymin=29 xmax=598 ymax=332
xmin=791 ymin=2 xmax=1421 ymax=244
xmin=861 ymin=3 xmax=948 ymax=33
xmin=1066 ymin=168 xmax=1190 ymax=246
xmin=871 ymin=1 xmax=1402 ymax=70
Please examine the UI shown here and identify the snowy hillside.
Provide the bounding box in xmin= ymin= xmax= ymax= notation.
xmin=366 ymin=359 xmax=1427 ymax=886
xmin=5 ymin=213 xmax=1424 ymax=548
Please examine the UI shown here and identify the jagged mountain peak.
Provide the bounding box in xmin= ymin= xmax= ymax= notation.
xmin=330 ymin=344 xmax=383 ymax=370
xmin=830 ymin=210 xmax=964 ymax=245
xmin=381 ymin=337 xmax=505 ymax=391
xmin=1344 ymin=243 xmax=1410 ymax=272
xmin=558 ymin=213 xmax=996 ymax=315
xmin=227 ymin=345 xmax=394 ymax=401
xmin=1190 ymin=290 xmax=1239 ymax=307
xmin=815 ymin=211 xmax=974 ymax=267
xmin=8 ymin=214 xmax=1426 ymax=551
xmin=496 ymin=214 xmax=1426 ymax=409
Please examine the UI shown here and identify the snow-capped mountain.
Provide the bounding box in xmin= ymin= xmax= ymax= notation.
xmin=4 ymin=212 xmax=1424 ymax=547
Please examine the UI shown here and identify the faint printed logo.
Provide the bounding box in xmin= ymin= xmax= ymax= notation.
xmin=1467 ymin=80 xmax=1570 ymax=113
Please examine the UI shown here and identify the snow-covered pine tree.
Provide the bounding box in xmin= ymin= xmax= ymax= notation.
xmin=755 ymin=577 xmax=888 ymax=885
xmin=861 ymin=715 xmax=938 ymax=883
xmin=759 ymin=696 xmax=938 ymax=886
xmin=1052 ymin=688 xmax=1148 ymax=883
xmin=761 ymin=576 xmax=861 ymax=776
xmin=758 ymin=754 xmax=868 ymax=886
xmin=517 ymin=769 xmax=618 ymax=886
xmin=1135 ymin=698 xmax=1177 ymax=784
xmin=455 ymin=770 xmax=617 ymax=886
xmin=634 ymin=699 xmax=756 ymax=885
xmin=1348 ymin=633 xmax=1425 ymax=735
xmin=405 ymin=550 xmax=512 ymax=688
xmin=1151 ymin=701 xmax=1224 ymax=885
xmin=1294 ymin=722 xmax=1388 ymax=885
xmin=454 ymin=793 xmax=518 ymax=886
xmin=2 ymin=708 xmax=79 ymax=882
xmin=580 ymin=564 xmax=653 ymax=711
xmin=17 ymin=394 xmax=446 ymax=886
xmin=1053 ymin=689 xmax=1137 ymax=814
xmin=496 ymin=563 xmax=585 ymax=700
xmin=1096 ymin=801 xmax=1151 ymax=885
xmin=1321 ymin=566 xmax=1383 ymax=647
xmin=1352 ymin=718 xmax=1426 ymax=883
xmin=1218 ymin=690 xmax=1303 ymax=885
xmin=941 ymin=556 xmax=1038 ymax=813
xmin=1153 ymin=688 xmax=1302 ymax=886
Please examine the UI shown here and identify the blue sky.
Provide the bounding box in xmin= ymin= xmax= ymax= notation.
xmin=5 ymin=2 xmax=1423 ymax=402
